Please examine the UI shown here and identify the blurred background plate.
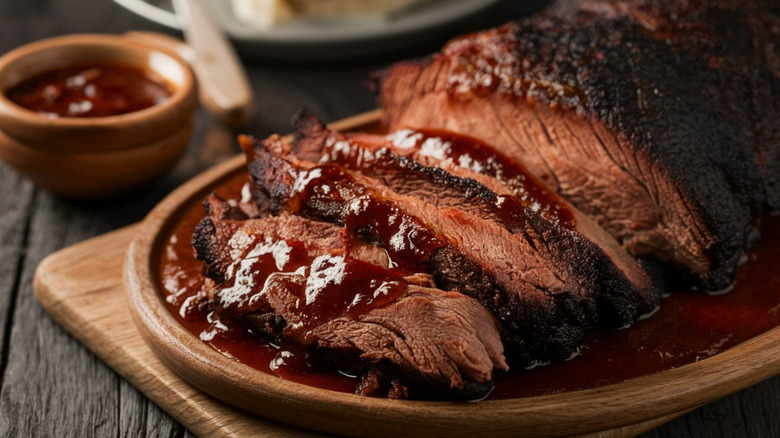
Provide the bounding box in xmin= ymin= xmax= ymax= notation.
xmin=112 ymin=0 xmax=504 ymax=59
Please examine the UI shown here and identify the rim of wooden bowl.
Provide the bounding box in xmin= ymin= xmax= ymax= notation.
xmin=124 ymin=111 xmax=780 ymax=438
xmin=0 ymin=34 xmax=196 ymax=152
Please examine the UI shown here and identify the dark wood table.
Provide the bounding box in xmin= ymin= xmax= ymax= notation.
xmin=1 ymin=0 xmax=778 ymax=436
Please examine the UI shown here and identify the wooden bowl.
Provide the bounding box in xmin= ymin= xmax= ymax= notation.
xmin=124 ymin=111 xmax=780 ymax=437
xmin=0 ymin=34 xmax=196 ymax=199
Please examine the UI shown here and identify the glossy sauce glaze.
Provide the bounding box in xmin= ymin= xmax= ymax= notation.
xmin=160 ymin=178 xmax=356 ymax=392
xmin=321 ymin=135 xmax=551 ymax=236
xmin=160 ymin=174 xmax=780 ymax=399
xmin=284 ymin=164 xmax=450 ymax=273
xmin=385 ymin=128 xmax=575 ymax=228
xmin=6 ymin=63 xmax=172 ymax=118
xmin=204 ymin=225 xmax=410 ymax=345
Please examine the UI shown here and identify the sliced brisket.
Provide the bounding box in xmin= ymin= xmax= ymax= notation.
xmin=284 ymin=113 xmax=661 ymax=327
xmin=243 ymin=131 xmax=652 ymax=363
xmin=192 ymin=195 xmax=507 ymax=397
xmin=377 ymin=0 xmax=780 ymax=290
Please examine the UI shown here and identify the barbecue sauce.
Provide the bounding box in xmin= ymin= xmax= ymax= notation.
xmin=386 ymin=129 xmax=575 ymax=228
xmin=321 ymin=135 xmax=558 ymax=236
xmin=187 ymin=202 xmax=410 ymax=347
xmin=6 ymin=64 xmax=172 ymax=118
xmin=214 ymin=243 xmax=408 ymax=345
xmin=160 ymin=174 xmax=780 ymax=400
xmin=286 ymin=164 xmax=449 ymax=272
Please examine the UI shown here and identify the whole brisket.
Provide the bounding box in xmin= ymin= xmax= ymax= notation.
xmin=377 ymin=0 xmax=780 ymax=290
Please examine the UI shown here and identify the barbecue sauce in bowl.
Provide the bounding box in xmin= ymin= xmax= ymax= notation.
xmin=6 ymin=63 xmax=172 ymax=118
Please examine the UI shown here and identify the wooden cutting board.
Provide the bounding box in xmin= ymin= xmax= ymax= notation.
xmin=27 ymin=109 xmax=729 ymax=437
xmin=32 ymin=108 xmax=780 ymax=437
xmin=32 ymin=223 xmax=690 ymax=437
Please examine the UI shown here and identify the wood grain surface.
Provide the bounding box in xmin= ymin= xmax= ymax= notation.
xmin=3 ymin=0 xmax=780 ymax=436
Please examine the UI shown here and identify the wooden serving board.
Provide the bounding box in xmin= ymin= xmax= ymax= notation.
xmin=33 ymin=222 xmax=688 ymax=438
xmin=30 ymin=109 xmax=780 ymax=437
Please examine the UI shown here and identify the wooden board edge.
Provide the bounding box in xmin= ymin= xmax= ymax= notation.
xmin=31 ymin=230 xmax=307 ymax=438
xmin=33 ymin=225 xmax=136 ymax=304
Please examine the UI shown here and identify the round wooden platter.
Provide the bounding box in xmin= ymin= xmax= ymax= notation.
xmin=124 ymin=111 xmax=780 ymax=438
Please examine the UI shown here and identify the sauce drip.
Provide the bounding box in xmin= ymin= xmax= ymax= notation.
xmin=195 ymin=209 xmax=409 ymax=346
xmin=6 ymin=63 xmax=173 ymax=118
xmin=160 ymin=174 xmax=780 ymax=400
xmin=289 ymin=164 xmax=449 ymax=273
xmin=321 ymin=136 xmax=548 ymax=236
xmin=386 ymin=128 xmax=575 ymax=228
xmin=162 ymin=179 xmax=404 ymax=390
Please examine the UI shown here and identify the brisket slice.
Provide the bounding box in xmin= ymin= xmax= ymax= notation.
xmin=192 ymin=195 xmax=507 ymax=397
xmin=246 ymin=135 xmax=618 ymax=364
xmin=377 ymin=0 xmax=780 ymax=290
xmin=284 ymin=112 xmax=660 ymax=327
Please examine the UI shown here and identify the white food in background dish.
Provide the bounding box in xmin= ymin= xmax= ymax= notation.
xmin=231 ymin=0 xmax=431 ymax=27
xmin=231 ymin=0 xmax=294 ymax=27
